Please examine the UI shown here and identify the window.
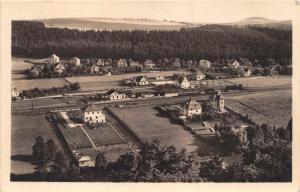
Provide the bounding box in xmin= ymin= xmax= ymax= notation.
xmin=96 ymin=116 xmax=98 ymax=119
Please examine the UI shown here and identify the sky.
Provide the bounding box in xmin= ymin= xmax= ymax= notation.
xmin=4 ymin=0 xmax=293 ymax=23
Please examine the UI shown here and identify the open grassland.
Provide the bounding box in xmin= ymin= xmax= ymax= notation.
xmin=109 ymin=106 xmax=216 ymax=155
xmin=11 ymin=113 xmax=62 ymax=174
xmin=225 ymin=89 xmax=291 ymax=128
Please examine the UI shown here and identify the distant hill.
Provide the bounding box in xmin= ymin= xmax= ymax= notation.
xmin=36 ymin=18 xmax=191 ymax=31
xmin=225 ymin=17 xmax=292 ymax=29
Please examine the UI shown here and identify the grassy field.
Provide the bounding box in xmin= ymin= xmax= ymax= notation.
xmin=13 ymin=78 xmax=70 ymax=90
xmin=66 ymin=71 xmax=191 ymax=83
xmin=225 ymin=89 xmax=292 ymax=128
xmin=79 ymin=81 xmax=128 ymax=91
xmin=39 ymin=18 xmax=187 ymax=31
xmin=109 ymin=106 xmax=216 ymax=154
xmin=11 ymin=113 xmax=63 ymax=175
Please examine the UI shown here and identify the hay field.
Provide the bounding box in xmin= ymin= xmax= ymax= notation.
xmin=13 ymin=78 xmax=70 ymax=90
xmin=226 ymin=89 xmax=292 ymax=128
xmin=227 ymin=76 xmax=291 ymax=88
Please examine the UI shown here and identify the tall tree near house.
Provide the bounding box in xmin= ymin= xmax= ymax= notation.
xmin=45 ymin=139 xmax=58 ymax=162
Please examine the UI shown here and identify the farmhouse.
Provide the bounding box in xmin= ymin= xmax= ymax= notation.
xmin=96 ymin=59 xmax=105 ymax=67
xmin=172 ymin=58 xmax=181 ymax=68
xmin=238 ymin=66 xmax=252 ymax=77
xmin=47 ymin=54 xmax=60 ymax=64
xmin=199 ymin=60 xmax=211 ymax=69
xmin=184 ymin=99 xmax=202 ymax=118
xmin=78 ymin=156 xmax=95 ymax=167
xmin=54 ymin=63 xmax=66 ymax=74
xmin=90 ymin=65 xmax=100 ymax=74
xmin=175 ymin=76 xmax=190 ymax=89
xmin=227 ymin=60 xmax=240 ymax=69
xmin=209 ymin=90 xmax=225 ymax=113
xmin=103 ymin=89 xmax=126 ymax=100
xmin=82 ymin=105 xmax=106 ymax=124
xmin=132 ymin=76 xmax=149 ymax=86
xmin=144 ymin=59 xmax=156 ymax=69
xmin=69 ymin=57 xmax=81 ymax=67
xmin=117 ymin=59 xmax=128 ymax=68
xmin=191 ymin=70 xmax=205 ymax=81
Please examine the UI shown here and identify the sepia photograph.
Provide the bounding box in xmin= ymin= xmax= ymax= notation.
xmin=2 ymin=0 xmax=295 ymax=185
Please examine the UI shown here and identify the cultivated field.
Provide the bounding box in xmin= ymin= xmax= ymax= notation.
xmin=225 ymin=89 xmax=292 ymax=128
xmin=11 ymin=113 xmax=63 ymax=175
xmin=109 ymin=106 xmax=217 ymax=155
xmin=79 ymin=81 xmax=129 ymax=91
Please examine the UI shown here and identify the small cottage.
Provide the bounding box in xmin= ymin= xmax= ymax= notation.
xmin=199 ymin=60 xmax=211 ymax=69
xmin=117 ymin=59 xmax=128 ymax=68
xmin=132 ymin=76 xmax=149 ymax=86
xmin=184 ymin=99 xmax=202 ymax=117
xmin=103 ymin=89 xmax=126 ymax=100
xmin=47 ymin=54 xmax=60 ymax=64
xmin=191 ymin=70 xmax=205 ymax=81
xmin=175 ymin=76 xmax=190 ymax=89
xmin=69 ymin=57 xmax=81 ymax=67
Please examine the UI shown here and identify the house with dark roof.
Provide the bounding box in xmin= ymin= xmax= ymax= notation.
xmin=191 ymin=70 xmax=205 ymax=81
xmin=184 ymin=99 xmax=202 ymax=117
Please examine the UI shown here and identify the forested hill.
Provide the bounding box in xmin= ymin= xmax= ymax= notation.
xmin=12 ymin=21 xmax=291 ymax=61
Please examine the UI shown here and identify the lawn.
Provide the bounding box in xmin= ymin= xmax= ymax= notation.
xmin=83 ymin=125 xmax=126 ymax=147
xmin=58 ymin=124 xmax=91 ymax=149
xmin=11 ymin=113 xmax=63 ymax=175
xmin=225 ymin=89 xmax=292 ymax=128
xmin=109 ymin=106 xmax=216 ymax=154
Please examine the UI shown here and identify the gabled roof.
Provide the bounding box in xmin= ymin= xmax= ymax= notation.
xmin=82 ymin=105 xmax=102 ymax=112
xmin=186 ymin=99 xmax=202 ymax=110
xmin=196 ymin=70 xmax=205 ymax=76
xmin=134 ymin=76 xmax=146 ymax=82
xmin=79 ymin=156 xmax=91 ymax=162
xmin=106 ymin=89 xmax=117 ymax=95
xmin=49 ymin=54 xmax=59 ymax=58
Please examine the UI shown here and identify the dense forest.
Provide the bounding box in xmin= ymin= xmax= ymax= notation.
xmin=12 ymin=21 xmax=292 ymax=62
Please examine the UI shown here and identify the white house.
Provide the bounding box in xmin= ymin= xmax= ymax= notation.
xmin=69 ymin=57 xmax=81 ymax=67
xmin=82 ymin=105 xmax=106 ymax=124
xmin=117 ymin=59 xmax=128 ymax=68
xmin=191 ymin=70 xmax=205 ymax=81
xmin=175 ymin=76 xmax=190 ymax=89
xmin=96 ymin=59 xmax=105 ymax=67
xmin=172 ymin=58 xmax=181 ymax=68
xmin=227 ymin=60 xmax=240 ymax=69
xmin=103 ymin=89 xmax=126 ymax=100
xmin=47 ymin=54 xmax=60 ymax=64
xmin=184 ymin=99 xmax=202 ymax=117
xmin=132 ymin=76 xmax=149 ymax=86
xmin=90 ymin=65 xmax=100 ymax=74
xmin=144 ymin=59 xmax=156 ymax=69
xmin=199 ymin=60 xmax=211 ymax=68
xmin=238 ymin=67 xmax=252 ymax=77
xmin=78 ymin=156 xmax=95 ymax=167
xmin=54 ymin=63 xmax=66 ymax=74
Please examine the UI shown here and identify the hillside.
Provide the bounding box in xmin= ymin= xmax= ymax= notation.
xmin=36 ymin=18 xmax=189 ymax=31
xmin=225 ymin=17 xmax=292 ymax=29
xmin=12 ymin=21 xmax=291 ymax=61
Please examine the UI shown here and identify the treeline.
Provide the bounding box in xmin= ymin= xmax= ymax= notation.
xmin=12 ymin=21 xmax=291 ymax=61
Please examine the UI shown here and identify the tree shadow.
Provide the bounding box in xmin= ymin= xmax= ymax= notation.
xmin=11 ymin=154 xmax=33 ymax=163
